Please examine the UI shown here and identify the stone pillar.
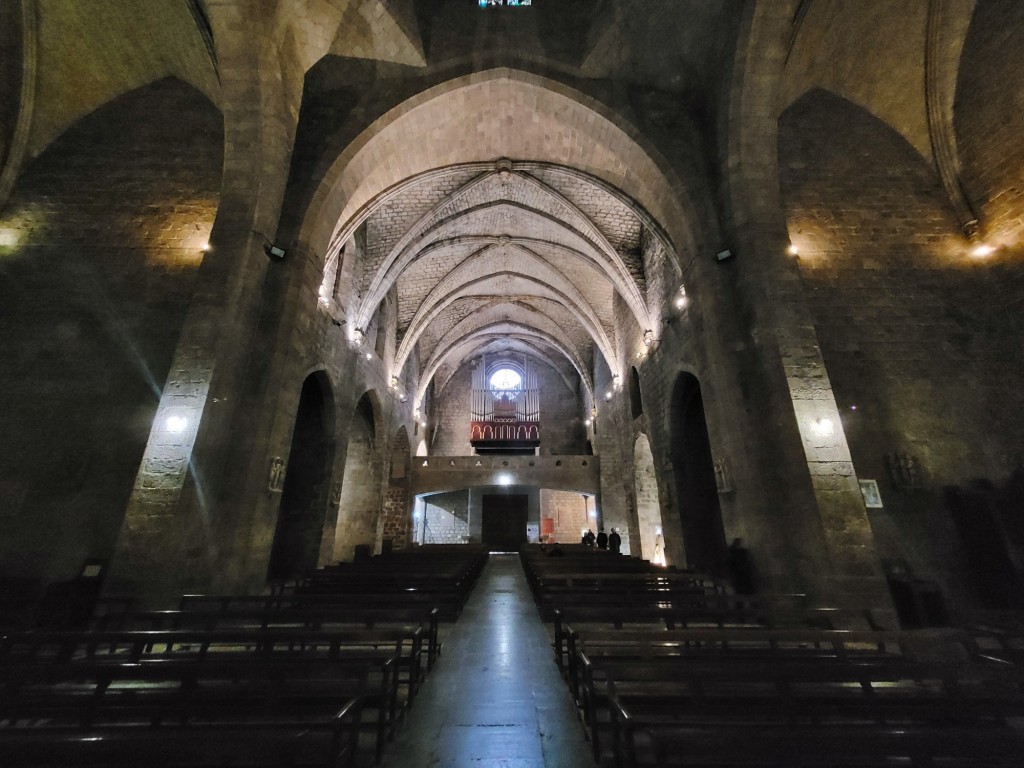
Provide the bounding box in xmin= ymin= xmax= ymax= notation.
xmin=717 ymin=0 xmax=891 ymax=615
xmin=106 ymin=6 xmax=301 ymax=605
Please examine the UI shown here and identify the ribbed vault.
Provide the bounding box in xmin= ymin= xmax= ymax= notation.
xmin=321 ymin=158 xmax=675 ymax=403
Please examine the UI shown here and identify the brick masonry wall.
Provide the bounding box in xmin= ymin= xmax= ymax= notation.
xmin=0 ymin=78 xmax=222 ymax=582
xmin=421 ymin=490 xmax=470 ymax=544
xmin=778 ymin=88 xmax=1024 ymax=602
xmin=540 ymin=488 xmax=590 ymax=543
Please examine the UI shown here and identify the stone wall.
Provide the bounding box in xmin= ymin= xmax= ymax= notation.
xmin=540 ymin=489 xmax=590 ymax=543
xmin=421 ymin=490 xmax=470 ymax=544
xmin=0 ymin=78 xmax=222 ymax=583
xmin=778 ymin=87 xmax=1024 ymax=606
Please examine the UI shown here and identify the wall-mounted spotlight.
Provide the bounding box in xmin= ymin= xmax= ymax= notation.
xmin=786 ymin=243 xmax=799 ymax=256
xmin=971 ymin=243 xmax=995 ymax=258
xmin=674 ymin=285 xmax=687 ymax=309
xmin=810 ymin=418 xmax=834 ymax=437
xmin=604 ymin=391 xmax=613 ymax=401
xmin=365 ymin=352 xmax=373 ymax=360
xmin=264 ymin=243 xmax=286 ymax=261
xmin=165 ymin=415 xmax=188 ymax=433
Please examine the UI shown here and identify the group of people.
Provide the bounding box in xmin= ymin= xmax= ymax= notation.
xmin=582 ymin=526 xmax=622 ymax=554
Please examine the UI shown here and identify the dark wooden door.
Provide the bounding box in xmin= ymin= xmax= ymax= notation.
xmin=481 ymin=494 xmax=528 ymax=551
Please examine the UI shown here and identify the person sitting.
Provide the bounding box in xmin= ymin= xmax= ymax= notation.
xmin=582 ymin=529 xmax=596 ymax=547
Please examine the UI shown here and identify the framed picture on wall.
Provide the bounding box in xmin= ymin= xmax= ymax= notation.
xmin=859 ymin=479 xmax=884 ymax=508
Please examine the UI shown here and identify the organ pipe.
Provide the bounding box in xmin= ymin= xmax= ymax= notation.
xmin=469 ymin=359 xmax=541 ymax=423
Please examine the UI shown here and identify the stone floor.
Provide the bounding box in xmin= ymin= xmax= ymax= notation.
xmin=380 ymin=554 xmax=594 ymax=767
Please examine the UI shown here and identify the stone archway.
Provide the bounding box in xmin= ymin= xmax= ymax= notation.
xmin=267 ymin=372 xmax=335 ymax=581
xmin=380 ymin=426 xmax=413 ymax=551
xmin=670 ymin=372 xmax=727 ymax=575
xmin=629 ymin=366 xmax=643 ymax=420
xmin=633 ymin=433 xmax=665 ymax=565
xmin=333 ymin=392 xmax=382 ymax=561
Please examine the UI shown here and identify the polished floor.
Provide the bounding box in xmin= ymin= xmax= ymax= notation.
xmin=380 ymin=554 xmax=594 ymax=767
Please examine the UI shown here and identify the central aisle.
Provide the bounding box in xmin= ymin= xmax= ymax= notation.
xmin=381 ymin=554 xmax=594 ymax=767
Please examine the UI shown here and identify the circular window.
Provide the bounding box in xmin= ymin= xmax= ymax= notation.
xmin=489 ymin=368 xmax=522 ymax=399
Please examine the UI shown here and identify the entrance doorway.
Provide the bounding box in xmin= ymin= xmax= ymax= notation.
xmin=481 ymin=494 xmax=528 ymax=551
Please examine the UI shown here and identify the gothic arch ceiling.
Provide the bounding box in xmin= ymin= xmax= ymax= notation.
xmin=20 ymin=0 xmax=220 ymax=162
xmin=434 ymin=340 xmax=580 ymax=403
xmin=332 ymin=161 xmax=655 ymax=402
xmin=425 ymin=323 xmax=593 ymax=409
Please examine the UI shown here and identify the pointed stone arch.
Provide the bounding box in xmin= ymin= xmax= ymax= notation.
xmin=417 ymin=320 xmax=594 ymax=408
xmin=332 ymin=390 xmax=383 ymax=561
xmin=669 ymin=372 xmax=726 ymax=575
xmin=380 ymin=426 xmax=413 ymax=551
xmin=356 ymin=188 xmax=650 ymax=335
xmin=268 ymin=371 xmax=335 ymax=581
xmin=299 ymin=68 xmax=703 ymax=272
xmin=394 ymin=245 xmax=616 ymax=375
xmin=633 ymin=433 xmax=665 ymax=565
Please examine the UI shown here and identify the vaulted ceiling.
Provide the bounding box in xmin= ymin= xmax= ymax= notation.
xmin=328 ymin=158 xmax=667 ymax=403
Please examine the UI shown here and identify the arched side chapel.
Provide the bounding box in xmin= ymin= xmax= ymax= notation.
xmin=0 ymin=1 xmax=1021 ymax=619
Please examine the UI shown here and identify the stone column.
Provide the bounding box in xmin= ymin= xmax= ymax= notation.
xmin=717 ymin=0 xmax=892 ymax=615
xmin=106 ymin=5 xmax=300 ymax=605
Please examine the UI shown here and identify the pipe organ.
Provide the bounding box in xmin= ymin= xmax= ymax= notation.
xmin=470 ymin=356 xmax=541 ymax=454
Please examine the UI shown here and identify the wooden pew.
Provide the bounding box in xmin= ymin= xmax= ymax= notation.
xmin=588 ymin=649 xmax=1024 ymax=767
xmin=550 ymin=595 xmax=836 ymax=675
xmin=570 ymin=627 xmax=975 ymax=759
xmin=602 ymin=655 xmax=1024 ymax=768
xmin=0 ymin=626 xmax=420 ymax=759
xmin=102 ymin=604 xmax=443 ymax=672
xmin=570 ymin=627 xmax=932 ymax=712
xmin=613 ymin=719 xmax=1024 ymax=768
xmin=0 ymin=660 xmax=363 ymax=767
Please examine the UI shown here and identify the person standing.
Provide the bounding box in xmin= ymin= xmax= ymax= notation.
xmin=608 ymin=528 xmax=622 ymax=554
xmin=596 ymin=527 xmax=608 ymax=549
xmin=726 ymin=538 xmax=754 ymax=594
